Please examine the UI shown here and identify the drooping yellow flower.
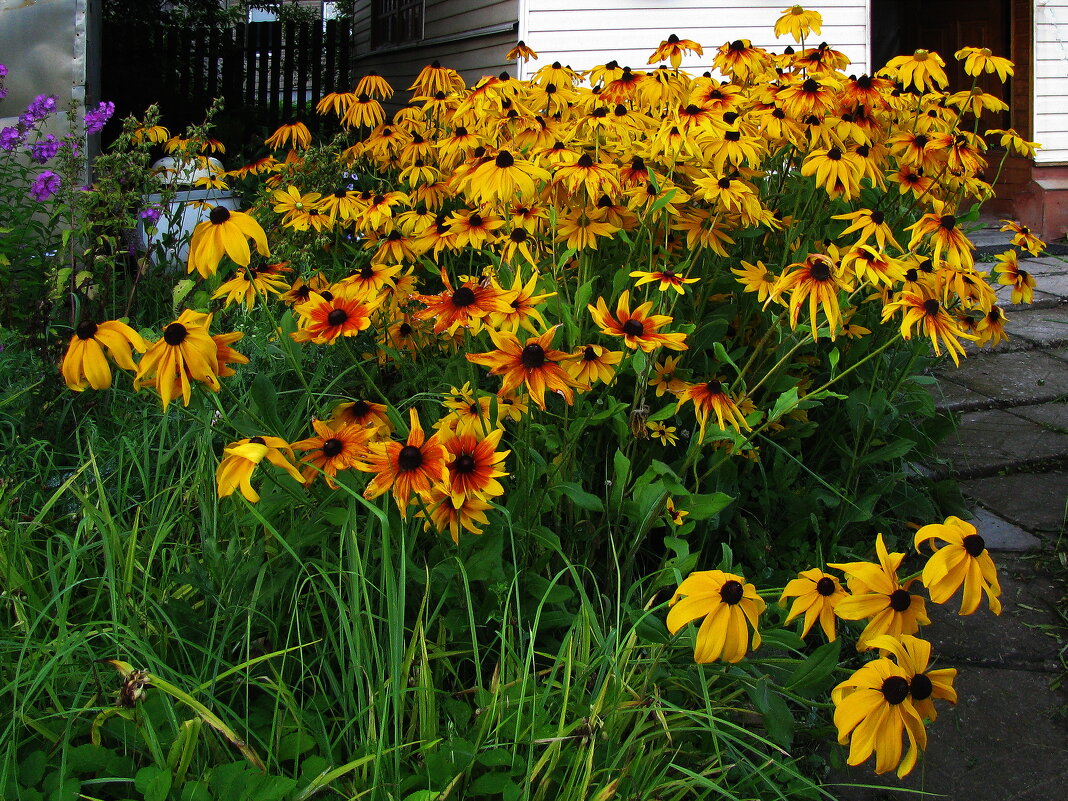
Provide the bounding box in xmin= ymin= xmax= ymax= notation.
xmin=954 ymin=46 xmax=1014 ymax=81
xmin=779 ymin=568 xmax=847 ymax=641
xmin=187 ymin=206 xmax=270 ymax=279
xmin=667 ymin=569 xmax=765 ymax=663
xmin=884 ymin=49 xmax=949 ymax=92
xmin=881 ymin=291 xmax=976 ymax=366
xmin=773 ymin=253 xmax=849 ymax=340
xmin=134 ymin=310 xmax=222 ymax=410
xmin=866 ymin=634 xmax=958 ymax=724
xmin=773 ymin=5 xmax=822 ymax=43
xmin=915 ymin=516 xmax=1002 ymax=615
xmin=648 ymin=34 xmax=704 ymax=69
xmin=216 ymin=436 xmax=304 ymax=503
xmin=61 ymin=320 xmax=148 ymax=391
xmin=265 ymin=121 xmax=311 ymax=150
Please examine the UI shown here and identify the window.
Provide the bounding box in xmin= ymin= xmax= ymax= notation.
xmin=371 ymin=0 xmax=423 ymax=48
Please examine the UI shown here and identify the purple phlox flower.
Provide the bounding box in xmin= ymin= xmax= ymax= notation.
xmin=0 ymin=64 xmax=8 ymax=78
xmin=20 ymin=94 xmax=57 ymax=127
xmin=30 ymin=134 xmax=60 ymax=164
xmin=29 ymin=170 xmax=61 ymax=202
xmin=84 ymin=101 xmax=115 ymax=135
xmin=139 ymin=205 xmax=162 ymax=224
xmin=0 ymin=126 xmax=22 ymax=151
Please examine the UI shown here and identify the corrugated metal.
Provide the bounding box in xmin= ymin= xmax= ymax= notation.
xmin=520 ymin=0 xmax=870 ymax=77
xmin=1034 ymin=2 xmax=1068 ymax=164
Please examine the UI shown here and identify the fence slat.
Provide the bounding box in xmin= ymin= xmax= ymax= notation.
xmin=282 ymin=21 xmax=294 ymax=121
xmin=296 ymin=21 xmax=310 ymax=114
xmin=269 ymin=22 xmax=283 ymax=119
xmin=310 ymin=22 xmax=323 ymax=108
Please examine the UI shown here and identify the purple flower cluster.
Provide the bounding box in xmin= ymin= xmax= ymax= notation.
xmin=29 ymin=170 xmax=61 ymax=202
xmin=20 ymin=94 xmax=57 ymax=128
xmin=0 ymin=63 xmax=7 ymax=101
xmin=139 ymin=205 xmax=162 ymax=224
xmin=84 ymin=101 xmax=115 ymax=135
xmin=0 ymin=126 xmax=21 ymax=152
xmin=30 ymin=134 xmax=60 ymax=164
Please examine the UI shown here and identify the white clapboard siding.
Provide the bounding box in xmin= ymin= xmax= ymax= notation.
xmin=519 ymin=0 xmax=870 ymax=79
xmin=1034 ymin=3 xmax=1068 ymax=164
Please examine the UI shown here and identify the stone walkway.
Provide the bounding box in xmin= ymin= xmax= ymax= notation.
xmin=832 ymin=226 xmax=1068 ymax=800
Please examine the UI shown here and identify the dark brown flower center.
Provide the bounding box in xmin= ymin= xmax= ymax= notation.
xmin=720 ymin=580 xmax=744 ymax=605
xmin=398 ymin=444 xmax=423 ymax=471
xmin=510 ymin=228 xmax=528 ymax=243
xmin=351 ymin=400 xmax=371 ymax=417
xmin=622 ymin=319 xmax=645 ymax=336
xmin=76 ymin=321 xmax=98 ymax=340
xmin=706 ymin=380 xmax=723 ymax=395
xmin=881 ymin=676 xmax=910 ymax=705
xmin=802 ymin=78 xmax=820 ymax=93
xmin=725 ymin=130 xmax=741 ymax=141
xmin=870 ymin=210 xmax=884 ymax=224
xmin=453 ymin=454 xmax=477 ymax=474
xmin=910 ymin=673 xmax=933 ymax=700
xmin=963 ymin=533 xmax=986 ymax=557
xmin=923 ymin=298 xmax=941 ymax=317
xmin=163 ymin=323 xmax=188 ymax=345
xmin=495 ymin=150 xmax=515 ymax=168
xmin=816 ymin=577 xmax=836 ymax=596
xmin=827 ymin=146 xmax=843 ymax=160
xmin=888 ymin=588 xmax=912 ymax=612
xmin=209 ymin=206 xmax=231 ymax=224
xmin=939 ymin=215 xmax=957 ymax=230
xmin=577 ymin=153 xmax=594 ymax=168
xmin=583 ymin=346 xmax=597 ymax=361
xmin=809 ymin=261 xmax=831 ymax=281
xmin=327 ymin=309 xmax=349 ymax=326
xmin=520 ymin=343 xmax=546 ymax=368
xmin=452 ymin=287 xmax=476 ymax=307
xmin=322 ymin=438 xmax=343 ymax=457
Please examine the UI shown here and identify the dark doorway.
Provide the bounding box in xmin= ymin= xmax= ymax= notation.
xmin=871 ymin=0 xmax=1012 ymax=128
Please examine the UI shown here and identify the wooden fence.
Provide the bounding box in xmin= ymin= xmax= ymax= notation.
xmin=102 ymin=19 xmax=354 ymax=139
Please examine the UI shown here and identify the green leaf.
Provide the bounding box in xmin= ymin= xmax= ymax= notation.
xmin=277 ymin=731 xmax=317 ymax=761
xmin=712 ymin=341 xmax=740 ymax=375
xmin=558 ymin=482 xmax=604 ymax=512
xmin=786 ymin=640 xmax=841 ymax=691
xmin=682 ymin=492 xmax=732 ymax=520
xmin=135 ymin=766 xmax=173 ymax=801
xmin=647 ymin=405 xmax=675 ymax=422
xmin=18 ymin=751 xmax=47 ymax=787
xmin=251 ymin=372 xmax=283 ymax=432
xmin=631 ymin=347 xmax=647 ymax=374
xmin=759 ymin=629 xmax=805 ymax=653
xmin=859 ymin=439 xmax=916 ymax=466
xmin=745 ymin=680 xmax=794 ymax=750
xmin=468 ymin=772 xmax=518 ymax=796
xmin=768 ymin=387 xmax=799 ymax=423
xmin=402 ymin=792 xmax=443 ymax=801
xmin=649 ymin=187 xmax=678 ymax=215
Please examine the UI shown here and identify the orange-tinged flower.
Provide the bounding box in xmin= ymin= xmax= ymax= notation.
xmin=418 ymin=484 xmax=493 ymax=544
xmin=676 ymin=379 xmax=751 ymax=441
xmin=774 ymin=5 xmax=822 ymax=42
xmin=291 ymin=292 xmax=379 ymax=345
xmin=772 ymin=253 xmax=849 ymax=340
xmin=292 ymin=419 xmax=369 ymax=489
xmin=565 ymin=344 xmax=622 ymax=388
xmin=648 ymin=34 xmax=704 ymax=69
xmin=881 ymin=291 xmax=976 ymax=366
xmin=358 ymin=407 xmax=448 ymax=515
xmin=587 ymin=291 xmax=688 ymax=353
xmin=330 ymin=398 xmax=393 ymax=439
xmin=467 ymin=326 xmax=579 ymax=410
xmin=629 ymin=267 xmax=699 ymax=294
xmin=265 ymin=121 xmax=311 ymax=150
xmin=440 ymin=428 xmax=509 ymax=508
xmin=506 ymin=40 xmax=538 ymax=62
xmin=999 ymin=220 xmax=1045 ymax=256
xmin=413 ymin=272 xmax=512 ymax=336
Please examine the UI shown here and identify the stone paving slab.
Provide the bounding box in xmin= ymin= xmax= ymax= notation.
xmin=941 ymin=350 xmax=1068 ymax=407
xmin=1023 ymin=255 xmax=1068 ymax=275
xmin=967 ymin=507 xmax=1043 ymax=551
xmin=1029 ymin=271 xmax=1068 ymax=302
xmin=961 ymin=472 xmax=1068 ymax=534
xmin=997 ymin=287 xmax=1065 ymax=311
xmin=929 ymin=375 xmax=998 ymax=412
xmin=1008 ymin=401 xmax=1068 ymax=433
xmin=1004 ymin=304 xmax=1068 ymax=348
xmin=934 ymin=407 xmax=1068 ymax=477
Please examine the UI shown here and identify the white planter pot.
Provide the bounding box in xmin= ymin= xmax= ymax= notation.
xmin=139 ymin=187 xmax=240 ymax=267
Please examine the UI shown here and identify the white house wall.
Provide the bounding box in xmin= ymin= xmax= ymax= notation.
xmin=518 ymin=0 xmax=870 ymax=80
xmin=1034 ymin=1 xmax=1068 ymax=164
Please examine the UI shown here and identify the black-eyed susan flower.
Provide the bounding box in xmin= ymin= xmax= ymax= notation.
xmin=344 ymin=94 xmax=387 ymax=129
xmin=667 ymin=569 xmax=765 ymax=663
xmin=774 ymin=5 xmax=822 ymax=42
xmin=648 ymin=34 xmax=703 ymax=69
xmin=467 ymin=326 xmax=579 ymax=410
xmin=906 ymin=207 xmax=975 ymax=270
xmin=440 ymin=428 xmax=509 ymax=508
xmin=629 ymin=266 xmax=699 ymax=294
xmin=292 ymin=420 xmax=369 ymax=489
xmin=506 ymin=40 xmax=538 ymax=62
xmin=832 ymin=657 xmax=927 ymax=778
xmin=713 ymin=39 xmax=774 ymax=82
xmin=419 ymin=485 xmax=493 ymax=544
xmin=465 ymin=148 xmax=550 ymax=203
xmin=211 ymin=263 xmax=291 ymax=310
xmin=649 ymin=355 xmax=687 ymax=397
xmin=830 ymin=533 xmax=930 ymax=651
xmin=265 ymin=121 xmax=311 ymax=150
xmin=338 ymin=262 xmax=402 ymax=301
xmin=291 ymin=291 xmax=380 ymax=345
xmin=556 ymin=210 xmax=620 ymax=251
xmin=987 ymin=129 xmax=1040 ymax=159
xmin=779 ymin=568 xmax=847 ymax=641
xmin=564 ymin=344 xmax=622 ymax=388
xmin=731 ymin=260 xmax=778 ymax=303
xmin=355 ymin=71 xmax=394 ymax=100
xmin=282 ymin=273 xmax=330 ymax=306
xmin=647 ymin=420 xmax=678 ymax=445
xmin=884 ymin=49 xmax=949 ymax=92
xmin=832 ymin=208 xmax=903 ymax=252
xmin=331 ymin=398 xmax=393 ymax=439
xmin=840 ymin=245 xmax=906 ymax=289
xmin=664 ymin=497 xmax=688 ymax=526
xmin=216 ymin=436 xmax=304 ymax=503
xmin=359 ymin=407 xmax=448 ymax=515
xmin=491 ymin=271 xmax=554 ymax=335
xmin=773 ymin=253 xmax=848 ymax=340
xmin=954 ymin=46 xmax=1014 ymax=81
xmin=587 ymin=291 xmax=688 ymax=353
xmin=867 ymin=634 xmax=958 ymax=724
xmin=999 ymin=220 xmax=1045 ymax=256
xmin=881 ymin=291 xmax=976 ymax=366
xmin=976 ymin=305 xmax=1009 ymax=348
xmin=187 ymin=206 xmax=270 ymax=279
xmin=413 ymin=272 xmax=511 ymax=336
xmin=134 ymin=310 xmax=221 ymax=410
xmin=915 ymin=516 xmax=1002 ymax=615
xmin=676 ymin=379 xmax=751 ymax=441
xmin=800 ymin=145 xmax=862 ymax=200
xmin=315 ymin=90 xmax=356 ymax=118
xmin=61 ymin=320 xmax=147 ymax=391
